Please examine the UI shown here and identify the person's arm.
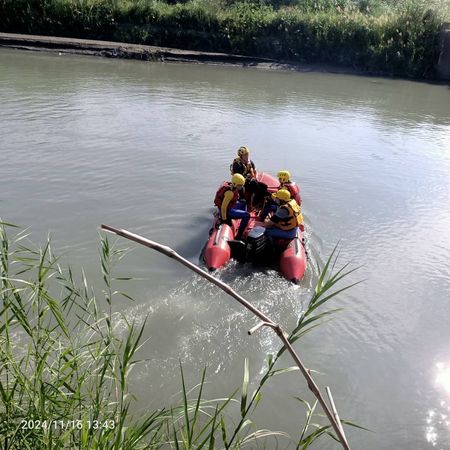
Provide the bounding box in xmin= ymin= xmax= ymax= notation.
xmin=249 ymin=160 xmax=256 ymax=178
xmin=221 ymin=190 xmax=234 ymax=220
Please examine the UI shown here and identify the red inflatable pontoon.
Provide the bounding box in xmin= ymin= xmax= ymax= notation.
xmin=203 ymin=172 xmax=307 ymax=283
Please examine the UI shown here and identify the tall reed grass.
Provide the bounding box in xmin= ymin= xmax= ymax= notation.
xmin=0 ymin=220 xmax=362 ymax=448
xmin=0 ymin=221 xmax=167 ymax=449
xmin=0 ymin=0 xmax=446 ymax=78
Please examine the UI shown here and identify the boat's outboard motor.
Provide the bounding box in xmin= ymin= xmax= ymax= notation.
xmin=245 ymin=226 xmax=267 ymax=262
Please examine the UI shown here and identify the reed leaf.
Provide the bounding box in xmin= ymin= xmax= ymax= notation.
xmin=240 ymin=357 xmax=249 ymax=418
xmin=297 ymin=423 xmax=332 ymax=449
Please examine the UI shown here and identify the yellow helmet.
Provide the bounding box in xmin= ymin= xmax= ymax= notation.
xmin=277 ymin=170 xmax=291 ymax=183
xmin=232 ymin=173 xmax=246 ymax=187
xmin=237 ymin=146 xmax=250 ymax=157
xmin=272 ymin=189 xmax=291 ymax=202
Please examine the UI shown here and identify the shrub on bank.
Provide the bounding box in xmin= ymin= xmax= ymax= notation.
xmin=0 ymin=0 xmax=445 ymax=78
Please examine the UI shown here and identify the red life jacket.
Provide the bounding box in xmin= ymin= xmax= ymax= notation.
xmin=281 ymin=181 xmax=301 ymax=206
xmin=214 ymin=182 xmax=239 ymax=210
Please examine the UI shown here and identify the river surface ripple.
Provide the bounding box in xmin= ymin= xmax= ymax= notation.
xmin=1 ymin=48 xmax=450 ymax=449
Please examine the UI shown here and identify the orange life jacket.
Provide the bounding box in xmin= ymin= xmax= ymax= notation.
xmin=275 ymin=200 xmax=303 ymax=231
xmin=214 ymin=182 xmax=239 ymax=210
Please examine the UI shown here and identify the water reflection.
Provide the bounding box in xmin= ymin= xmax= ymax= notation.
xmin=436 ymin=362 xmax=450 ymax=396
xmin=426 ymin=363 xmax=450 ymax=447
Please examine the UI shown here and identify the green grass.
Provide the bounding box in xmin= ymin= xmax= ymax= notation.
xmin=0 ymin=220 xmax=362 ymax=448
xmin=0 ymin=0 xmax=447 ymax=78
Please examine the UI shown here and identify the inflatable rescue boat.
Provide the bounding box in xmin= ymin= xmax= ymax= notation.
xmin=202 ymin=172 xmax=307 ymax=283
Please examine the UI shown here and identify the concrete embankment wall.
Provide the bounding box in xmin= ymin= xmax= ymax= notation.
xmin=437 ymin=23 xmax=450 ymax=80
xmin=0 ymin=32 xmax=366 ymax=75
xmin=0 ymin=32 xmax=275 ymax=66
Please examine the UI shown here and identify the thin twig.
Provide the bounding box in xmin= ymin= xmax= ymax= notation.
xmin=326 ymin=386 xmax=348 ymax=442
xmin=248 ymin=321 xmax=272 ymax=335
xmin=100 ymin=224 xmax=351 ymax=450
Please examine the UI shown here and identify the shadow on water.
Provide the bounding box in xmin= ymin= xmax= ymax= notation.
xmin=173 ymin=211 xmax=214 ymax=262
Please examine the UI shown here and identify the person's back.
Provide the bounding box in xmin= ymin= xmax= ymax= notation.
xmin=230 ymin=146 xmax=256 ymax=180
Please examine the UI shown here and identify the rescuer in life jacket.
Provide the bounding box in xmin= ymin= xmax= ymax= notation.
xmin=230 ymin=146 xmax=257 ymax=208
xmin=263 ymin=189 xmax=304 ymax=240
xmin=277 ymin=170 xmax=302 ymax=206
xmin=258 ymin=169 xmax=302 ymax=221
xmin=230 ymin=146 xmax=256 ymax=180
xmin=214 ymin=173 xmax=250 ymax=240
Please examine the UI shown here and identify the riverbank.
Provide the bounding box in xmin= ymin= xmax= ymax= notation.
xmin=0 ymin=0 xmax=447 ymax=79
xmin=0 ymin=32 xmax=378 ymax=76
